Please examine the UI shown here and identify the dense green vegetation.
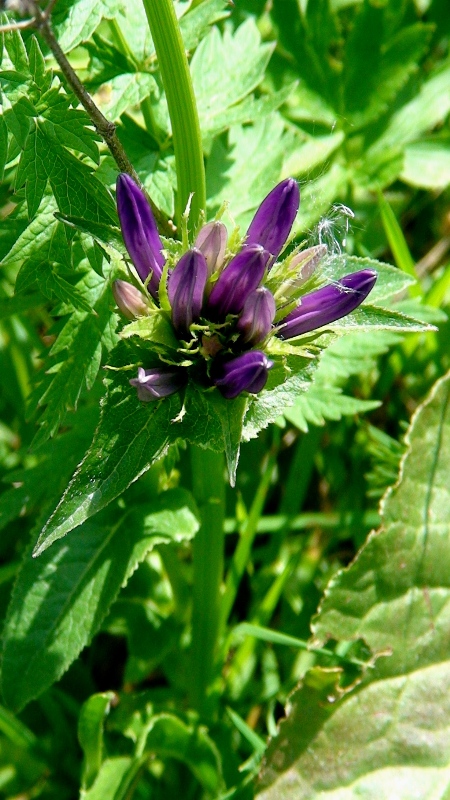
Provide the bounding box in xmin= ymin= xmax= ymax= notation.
xmin=0 ymin=0 xmax=449 ymax=797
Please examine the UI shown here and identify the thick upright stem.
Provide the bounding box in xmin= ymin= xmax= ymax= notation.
xmin=190 ymin=447 xmax=225 ymax=716
xmin=140 ymin=0 xmax=206 ymax=230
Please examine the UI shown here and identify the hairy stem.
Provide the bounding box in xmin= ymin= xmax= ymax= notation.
xmin=17 ymin=2 xmax=172 ymax=234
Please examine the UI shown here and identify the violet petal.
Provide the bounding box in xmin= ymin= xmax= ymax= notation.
xmin=194 ymin=221 xmax=228 ymax=277
xmin=112 ymin=280 xmax=150 ymax=320
xmin=212 ymin=350 xmax=273 ymax=399
xmin=116 ymin=174 xmax=165 ymax=299
xmin=246 ymin=178 xmax=300 ymax=264
xmin=278 ymin=269 xmax=377 ymax=339
xmin=168 ymin=248 xmax=208 ymax=338
xmin=237 ymin=287 xmax=276 ymax=345
xmin=130 ymin=366 xmax=186 ymax=402
xmin=207 ymin=245 xmax=269 ymax=320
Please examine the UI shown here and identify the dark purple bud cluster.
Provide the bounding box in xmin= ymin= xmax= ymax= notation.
xmin=115 ymin=175 xmax=377 ymax=402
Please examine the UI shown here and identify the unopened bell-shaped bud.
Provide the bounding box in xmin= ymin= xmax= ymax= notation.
xmin=116 ymin=174 xmax=165 ymax=299
xmin=207 ymin=245 xmax=269 ymax=320
xmin=237 ymin=287 xmax=276 ymax=345
xmin=112 ymin=280 xmax=150 ymax=320
xmin=278 ymin=269 xmax=377 ymax=339
xmin=194 ymin=221 xmax=228 ymax=277
xmin=168 ymin=248 xmax=208 ymax=338
xmin=129 ymin=366 xmax=186 ymax=402
xmin=289 ymin=244 xmax=327 ymax=288
xmin=246 ymin=178 xmax=300 ymax=264
xmin=212 ymin=350 xmax=273 ymax=399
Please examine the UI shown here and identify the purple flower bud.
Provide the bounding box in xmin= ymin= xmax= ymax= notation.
xmin=237 ymin=287 xmax=276 ymax=345
xmin=168 ymin=248 xmax=208 ymax=338
xmin=289 ymin=244 xmax=327 ymax=287
xmin=246 ymin=178 xmax=300 ymax=264
xmin=116 ymin=174 xmax=165 ymax=299
xmin=194 ymin=221 xmax=228 ymax=277
xmin=212 ymin=351 xmax=273 ymax=399
xmin=112 ymin=280 xmax=150 ymax=320
xmin=278 ymin=269 xmax=377 ymax=339
xmin=130 ymin=366 xmax=186 ymax=402
xmin=207 ymin=245 xmax=269 ymax=320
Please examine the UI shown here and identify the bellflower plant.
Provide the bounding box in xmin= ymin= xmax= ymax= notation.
xmin=114 ymin=175 xmax=377 ymax=403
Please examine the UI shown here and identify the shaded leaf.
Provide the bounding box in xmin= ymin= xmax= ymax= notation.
xmin=2 ymin=490 xmax=198 ymax=710
xmin=257 ymin=370 xmax=450 ymax=799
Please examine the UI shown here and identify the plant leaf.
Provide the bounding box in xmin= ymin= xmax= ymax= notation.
xmin=2 ymin=490 xmax=198 ymax=710
xmin=256 ymin=370 xmax=450 ymax=799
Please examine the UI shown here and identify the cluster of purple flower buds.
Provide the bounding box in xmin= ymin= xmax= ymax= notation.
xmin=114 ymin=174 xmax=377 ymax=402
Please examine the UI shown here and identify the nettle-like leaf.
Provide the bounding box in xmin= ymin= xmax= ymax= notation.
xmin=1 ymin=489 xmax=198 ymax=711
xmin=53 ymin=0 xmax=123 ymax=53
xmin=343 ymin=4 xmax=433 ymax=130
xmin=359 ymin=64 xmax=450 ymax=189
xmin=206 ymin=116 xmax=295 ymax=228
xmin=256 ymin=370 xmax=450 ymax=800
xmin=191 ymin=19 xmax=274 ymax=139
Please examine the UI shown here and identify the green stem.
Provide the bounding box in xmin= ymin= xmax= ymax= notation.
xmin=190 ymin=446 xmax=225 ymax=715
xmin=141 ymin=0 xmax=206 ymax=230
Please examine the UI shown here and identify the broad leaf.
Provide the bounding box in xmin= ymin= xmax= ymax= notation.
xmin=32 ymin=366 xmax=181 ymax=555
xmin=1 ymin=490 xmax=198 ymax=711
xmin=257 ymin=370 xmax=450 ymax=799
xmin=192 ymin=20 xmax=274 ymax=138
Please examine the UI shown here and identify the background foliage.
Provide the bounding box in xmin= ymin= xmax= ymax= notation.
xmin=0 ymin=0 xmax=449 ymax=797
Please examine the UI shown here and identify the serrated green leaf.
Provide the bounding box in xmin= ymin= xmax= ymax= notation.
xmin=2 ymin=490 xmax=198 ymax=710
xmin=282 ymin=329 xmax=400 ymax=432
xmin=177 ymin=386 xmax=248 ymax=485
xmin=243 ymin=355 xmax=317 ymax=442
xmin=15 ymin=122 xmax=48 ymax=217
xmin=101 ymin=72 xmax=157 ymax=122
xmin=344 ymin=11 xmax=432 ymax=129
xmin=30 ymin=287 xmax=117 ymax=447
xmin=3 ymin=99 xmax=32 ymax=150
xmin=362 ymin=64 xmax=450 ymax=182
xmin=27 ymin=36 xmax=49 ymax=93
xmin=206 ymin=116 xmax=291 ymax=228
xmin=192 ymin=20 xmax=274 ymax=137
xmin=121 ymin=312 xmax=180 ymax=352
xmin=4 ymin=27 xmax=28 ymax=73
xmin=257 ymin=370 xmax=450 ymax=800
xmin=40 ymin=108 xmax=100 ymax=163
xmin=180 ymin=0 xmax=230 ymax=51
xmin=330 ymin=304 xmax=434 ymax=332
xmin=2 ymin=196 xmax=58 ymax=265
xmin=53 ymin=0 xmax=123 ymax=52
xmin=282 ymin=131 xmax=344 ymax=179
xmin=202 ymin=83 xmax=296 ymax=142
xmin=284 ymin=387 xmax=379 ymax=431
xmin=32 ymin=367 xmax=181 ymax=554
xmin=54 ymin=213 xmax=124 ymax=253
